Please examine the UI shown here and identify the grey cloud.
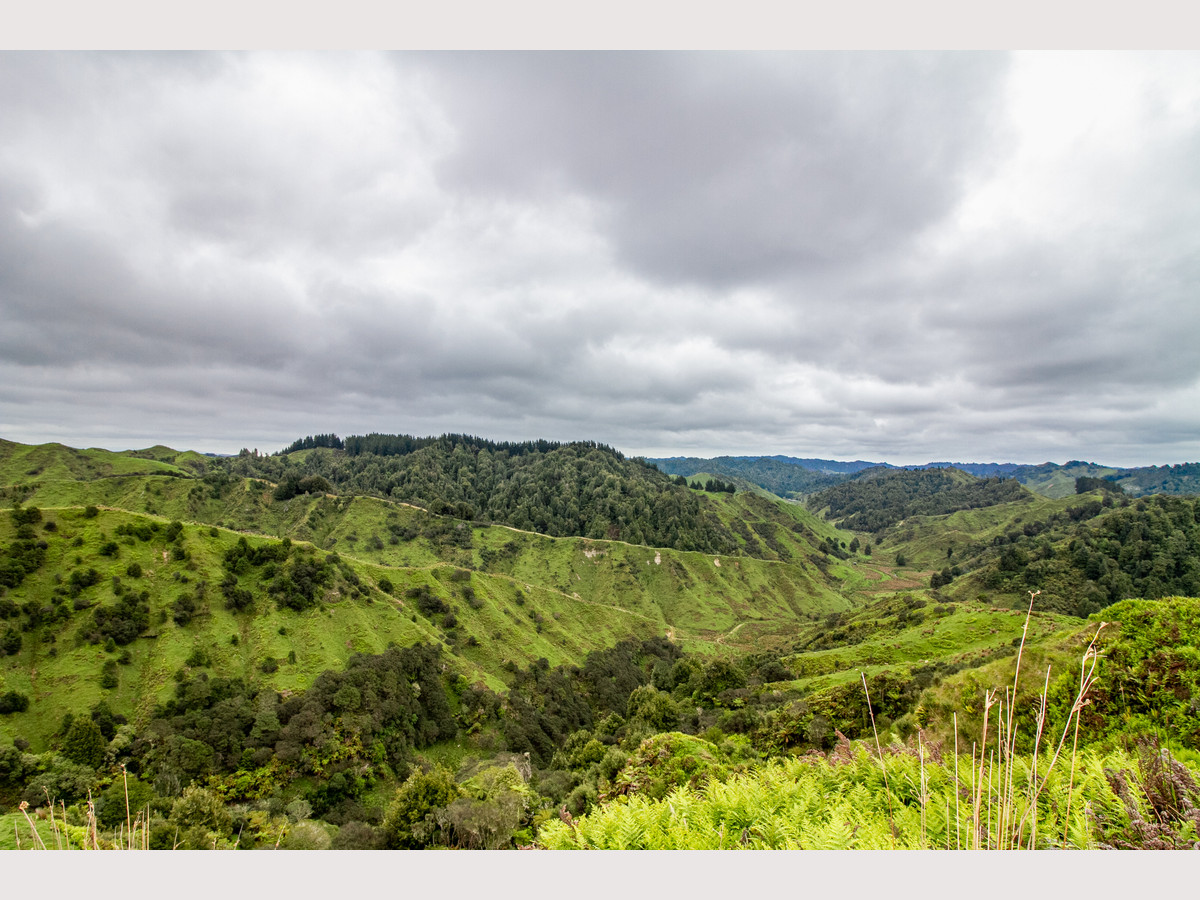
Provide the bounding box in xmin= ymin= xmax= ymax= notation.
xmin=0 ymin=52 xmax=1198 ymax=465
xmin=416 ymin=52 xmax=1011 ymax=288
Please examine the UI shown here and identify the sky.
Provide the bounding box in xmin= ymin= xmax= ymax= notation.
xmin=1 ymin=50 xmax=1199 ymax=467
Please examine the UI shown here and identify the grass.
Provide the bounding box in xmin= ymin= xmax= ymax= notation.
xmin=0 ymin=493 xmax=854 ymax=750
xmin=867 ymin=493 xmax=1089 ymax=572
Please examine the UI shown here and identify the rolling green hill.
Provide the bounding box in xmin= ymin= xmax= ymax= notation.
xmin=2 ymin=435 xmax=1198 ymax=852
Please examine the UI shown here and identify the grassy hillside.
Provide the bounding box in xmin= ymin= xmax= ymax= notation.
xmin=1008 ymin=461 xmax=1123 ymax=499
xmin=0 ymin=439 xmax=205 ymax=486
xmin=0 ymin=491 xmax=860 ymax=752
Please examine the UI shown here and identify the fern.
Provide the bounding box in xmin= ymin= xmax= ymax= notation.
xmin=534 ymin=744 xmax=1188 ymax=849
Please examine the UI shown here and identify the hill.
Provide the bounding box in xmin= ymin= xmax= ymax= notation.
xmin=2 ymin=434 xmax=1199 ymax=851
xmin=227 ymin=436 xmax=750 ymax=555
xmin=650 ymin=453 xmax=1200 ymax=500
xmin=806 ymin=466 xmax=1032 ymax=533
xmin=649 ymin=456 xmax=852 ymax=496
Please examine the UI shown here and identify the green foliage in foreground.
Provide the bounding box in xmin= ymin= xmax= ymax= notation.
xmin=537 ymin=741 xmax=1199 ymax=849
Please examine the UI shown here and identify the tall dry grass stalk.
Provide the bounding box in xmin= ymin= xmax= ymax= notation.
xmin=861 ymin=671 xmax=897 ymax=848
xmin=16 ymin=769 xmax=153 ymax=851
xmin=977 ymin=593 xmax=1105 ymax=849
xmin=953 ymin=713 xmax=961 ymax=850
xmin=859 ymin=589 xmax=1107 ymax=850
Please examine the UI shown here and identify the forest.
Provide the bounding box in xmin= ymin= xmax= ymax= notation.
xmin=221 ymin=436 xmax=741 ymax=554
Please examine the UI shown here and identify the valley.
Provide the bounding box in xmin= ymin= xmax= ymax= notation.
xmin=2 ymin=434 xmax=1198 ymax=850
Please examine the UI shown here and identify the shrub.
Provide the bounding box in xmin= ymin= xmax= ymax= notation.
xmin=21 ymin=754 xmax=95 ymax=807
xmin=173 ymin=592 xmax=197 ymax=625
xmin=382 ymin=766 xmax=462 ymax=849
xmin=0 ymin=626 xmax=22 ymax=656
xmin=626 ymin=685 xmax=680 ymax=732
xmin=186 ymin=647 xmax=211 ymax=668
xmin=95 ymin=776 xmax=159 ymax=828
xmin=0 ymin=690 xmax=30 ymax=714
xmin=169 ymin=785 xmax=233 ymax=847
xmin=332 ymin=820 xmax=382 ymax=849
xmin=280 ymin=820 xmax=333 ymax=849
xmin=94 ymin=591 xmax=150 ymax=645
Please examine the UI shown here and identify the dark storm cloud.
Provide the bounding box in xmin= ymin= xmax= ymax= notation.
xmin=0 ymin=51 xmax=1198 ymax=465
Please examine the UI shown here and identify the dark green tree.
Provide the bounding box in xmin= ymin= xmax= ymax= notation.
xmin=63 ymin=717 xmax=107 ymax=769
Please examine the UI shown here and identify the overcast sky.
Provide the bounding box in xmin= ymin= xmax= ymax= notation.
xmin=1 ymin=51 xmax=1199 ymax=466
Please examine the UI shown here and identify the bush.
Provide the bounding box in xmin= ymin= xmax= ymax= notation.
xmin=94 ymin=591 xmax=150 ymax=645
xmin=0 ymin=626 xmax=22 ymax=656
xmin=280 ymin=820 xmax=332 ymax=850
xmin=125 ymin=562 xmax=143 ymax=578
xmin=440 ymin=763 xmax=532 ymax=849
xmin=169 ymin=785 xmax=233 ymax=847
xmin=626 ymin=685 xmax=680 ymax=731
xmin=21 ymin=754 xmax=96 ymax=807
xmin=382 ymin=766 xmax=462 ymax=849
xmin=331 ymin=820 xmax=382 ymax=849
xmin=0 ymin=690 xmax=30 ymax=714
xmin=172 ymin=592 xmax=197 ymax=626
xmin=186 ymin=648 xmax=211 ymax=668
xmin=95 ymin=776 xmax=159 ymax=828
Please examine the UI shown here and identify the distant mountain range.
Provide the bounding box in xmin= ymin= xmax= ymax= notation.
xmin=647 ymin=455 xmax=1200 ymax=499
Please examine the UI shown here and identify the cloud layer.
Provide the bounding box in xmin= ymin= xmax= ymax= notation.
xmin=1 ymin=51 xmax=1198 ymax=466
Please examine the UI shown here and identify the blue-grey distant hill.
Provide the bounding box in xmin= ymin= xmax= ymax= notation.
xmin=647 ymin=455 xmax=1200 ymax=500
xmin=649 ymin=456 xmax=871 ymax=496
